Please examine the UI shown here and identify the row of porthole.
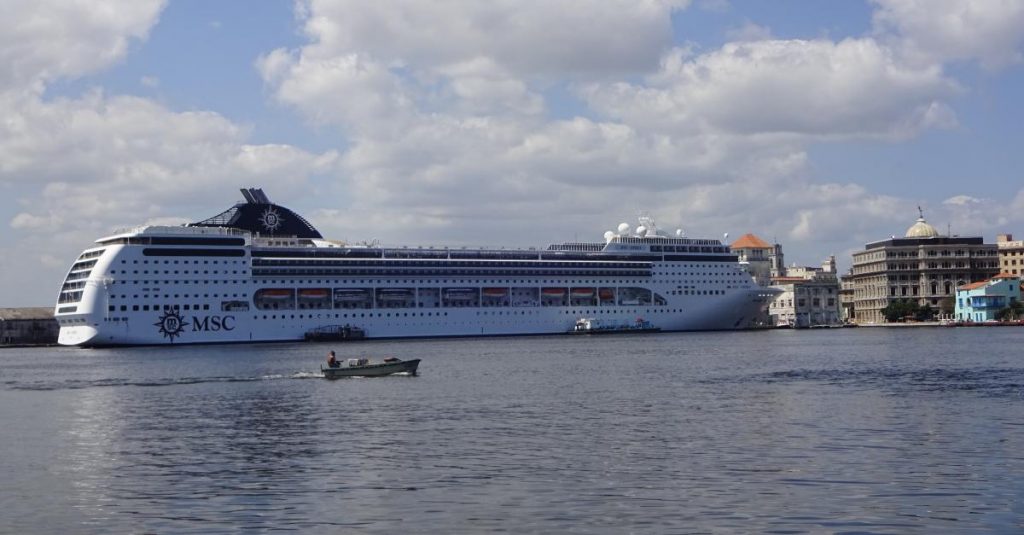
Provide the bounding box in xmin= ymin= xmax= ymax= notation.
xmin=249 ymin=306 xmax=700 ymax=321
xmin=112 ymin=270 xmax=244 ymax=275
xmin=256 ymin=312 xmax=452 ymax=320
xmin=109 ymin=280 xmax=246 ymax=285
xmin=109 ymin=294 xmax=242 ymax=299
xmin=109 ymin=304 xmax=211 ymax=312
xmin=119 ymin=259 xmax=241 ymax=264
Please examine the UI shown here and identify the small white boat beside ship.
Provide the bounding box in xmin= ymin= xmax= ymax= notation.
xmin=569 ymin=317 xmax=661 ymax=334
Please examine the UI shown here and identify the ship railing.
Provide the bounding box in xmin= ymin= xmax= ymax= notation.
xmin=252 ymin=236 xmax=317 ymax=247
xmin=111 ymin=225 xmax=251 ymax=238
xmin=377 ymin=244 xmax=542 ymax=252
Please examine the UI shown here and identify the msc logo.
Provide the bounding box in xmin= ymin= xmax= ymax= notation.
xmin=154 ymin=313 xmax=235 ymax=341
xmin=154 ymin=310 xmax=189 ymax=342
xmin=259 ymin=207 xmax=283 ymax=232
xmin=192 ymin=315 xmax=235 ymax=332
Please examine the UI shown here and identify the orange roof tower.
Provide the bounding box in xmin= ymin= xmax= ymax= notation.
xmin=730 ymin=233 xmax=772 ymax=249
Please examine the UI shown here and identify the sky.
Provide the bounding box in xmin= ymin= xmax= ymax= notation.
xmin=2 ymin=0 xmax=1024 ymax=306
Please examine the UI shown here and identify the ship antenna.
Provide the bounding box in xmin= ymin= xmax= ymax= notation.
xmin=637 ymin=210 xmax=657 ymax=235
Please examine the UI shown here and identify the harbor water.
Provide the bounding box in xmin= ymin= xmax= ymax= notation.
xmin=1 ymin=328 xmax=1022 ymax=533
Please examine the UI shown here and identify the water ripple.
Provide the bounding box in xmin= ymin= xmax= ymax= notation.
xmin=2 ymin=330 xmax=1023 ymax=533
xmin=716 ymin=366 xmax=1024 ymax=397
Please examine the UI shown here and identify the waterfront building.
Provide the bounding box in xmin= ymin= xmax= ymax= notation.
xmin=730 ymin=234 xmax=777 ymax=286
xmin=996 ymin=234 xmax=1024 ymax=277
xmin=839 ymin=269 xmax=855 ymax=322
xmin=954 ymin=274 xmax=1021 ymax=322
xmin=851 ymin=212 xmax=1000 ymax=323
xmin=767 ymin=256 xmax=841 ymax=327
xmin=0 ymin=308 xmax=58 ymax=345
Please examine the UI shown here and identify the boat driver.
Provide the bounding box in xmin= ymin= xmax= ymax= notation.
xmin=327 ymin=350 xmax=340 ymax=368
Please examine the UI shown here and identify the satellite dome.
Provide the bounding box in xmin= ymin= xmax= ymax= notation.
xmin=603 ymin=230 xmax=615 ymax=242
xmin=617 ymin=222 xmax=630 ymax=235
xmin=636 ymin=225 xmax=647 ymax=237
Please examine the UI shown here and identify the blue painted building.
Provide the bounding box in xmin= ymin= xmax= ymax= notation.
xmin=955 ymin=274 xmax=1021 ymax=322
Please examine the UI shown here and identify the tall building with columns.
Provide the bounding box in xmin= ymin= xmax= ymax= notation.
xmin=851 ymin=212 xmax=1000 ymax=323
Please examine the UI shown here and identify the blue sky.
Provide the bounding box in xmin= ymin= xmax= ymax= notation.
xmin=3 ymin=0 xmax=1024 ymax=306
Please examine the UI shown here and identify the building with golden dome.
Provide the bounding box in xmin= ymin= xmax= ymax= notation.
xmin=850 ymin=211 xmax=1000 ymax=323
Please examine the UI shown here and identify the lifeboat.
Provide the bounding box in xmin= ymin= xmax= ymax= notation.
xmin=482 ymin=287 xmax=508 ymax=297
xmin=542 ymin=288 xmax=567 ymax=297
xmin=378 ymin=289 xmax=415 ymax=300
xmin=298 ymin=288 xmax=330 ymax=299
xmin=599 ymin=288 xmax=615 ymax=299
xmin=570 ymin=288 xmax=595 ymax=298
xmin=444 ymin=288 xmax=478 ymax=299
xmin=259 ymin=289 xmax=294 ymax=299
xmin=335 ymin=289 xmax=371 ymax=301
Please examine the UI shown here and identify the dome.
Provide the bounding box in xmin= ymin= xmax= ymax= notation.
xmin=905 ymin=216 xmax=939 ymax=238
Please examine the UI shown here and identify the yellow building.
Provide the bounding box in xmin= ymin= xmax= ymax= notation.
xmin=996 ymin=234 xmax=1024 ymax=277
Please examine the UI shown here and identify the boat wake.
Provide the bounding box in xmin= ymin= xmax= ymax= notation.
xmin=8 ymin=371 xmax=324 ymax=391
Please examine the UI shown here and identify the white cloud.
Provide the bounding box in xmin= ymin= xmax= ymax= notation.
xmin=10 ymin=212 xmax=57 ymax=230
xmin=438 ymin=58 xmax=544 ymax=116
xmin=291 ymin=0 xmax=690 ymax=77
xmin=0 ymin=88 xmax=339 ymax=305
xmin=0 ymin=0 xmax=166 ymax=94
xmin=257 ymin=50 xmax=418 ymax=135
xmin=582 ymin=39 xmax=960 ymax=139
xmin=1 ymin=91 xmax=338 ymax=233
xmin=943 ymin=194 xmax=981 ymax=206
xmin=140 ymin=75 xmax=160 ymax=88
xmin=259 ymin=0 xmax=693 ymax=129
xmin=872 ymin=0 xmax=1024 ymax=69
xmin=1013 ymin=189 xmax=1024 ymax=213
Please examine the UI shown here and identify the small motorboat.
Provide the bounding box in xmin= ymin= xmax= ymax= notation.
xmin=321 ymin=357 xmax=420 ymax=379
xmin=569 ymin=317 xmax=661 ymax=334
xmin=304 ymin=324 xmax=367 ymax=342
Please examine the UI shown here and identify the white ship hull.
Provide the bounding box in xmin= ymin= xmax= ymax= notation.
xmin=54 ymin=189 xmax=776 ymax=347
xmin=58 ymin=287 xmax=772 ymax=347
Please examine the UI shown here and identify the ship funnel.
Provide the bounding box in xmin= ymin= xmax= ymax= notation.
xmin=240 ymin=187 xmax=271 ymax=204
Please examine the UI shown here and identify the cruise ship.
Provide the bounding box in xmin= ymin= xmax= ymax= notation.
xmin=54 ymin=189 xmax=777 ymax=346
